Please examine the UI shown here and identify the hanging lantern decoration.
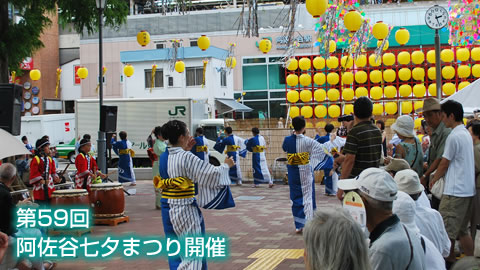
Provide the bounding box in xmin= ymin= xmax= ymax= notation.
xmin=401 ymin=102 xmax=413 ymax=114
xmin=426 ymin=50 xmax=436 ymax=64
xmin=398 ymin=68 xmax=412 ymax=81
xmin=327 ymin=88 xmax=340 ymax=101
xmin=355 ymin=71 xmax=368 ymax=84
xmin=473 ymin=64 xmax=480 ymax=78
xmin=328 ymin=105 xmax=341 ymax=118
xmin=377 ymin=40 xmax=389 ymax=51
xmin=301 ymin=106 xmax=313 ymax=118
xmin=397 ymin=51 xmax=410 ymax=65
xmin=355 ymin=55 xmax=367 ymax=67
xmin=150 ymin=64 xmax=158 ymax=92
xmin=344 ymin=10 xmax=363 ymax=33
xmin=382 ymin=53 xmax=395 ymax=66
xmin=395 ymin=28 xmax=410 ymax=46
xmin=373 ymin=103 xmax=384 ymax=116
xmin=226 ymin=56 xmax=237 ymax=68
xmin=441 ymin=49 xmax=454 ymax=62
xmin=201 ymin=60 xmax=208 ymax=87
xmin=314 ymin=89 xmax=326 ymax=102
xmin=442 ymin=83 xmax=456 ymax=96
xmin=344 ymin=104 xmax=354 ymax=115
xmin=287 ymin=74 xmax=299 ymax=87
xmin=383 ymin=69 xmax=396 ymax=83
xmin=384 ymin=86 xmax=397 ymax=98
xmin=369 ymin=54 xmax=381 ymax=67
xmin=411 ymin=51 xmax=425 ymax=64
xmin=326 ymin=56 xmax=339 ymax=69
xmin=355 ymin=87 xmax=368 ymax=97
xmin=137 ymin=30 xmax=151 ymax=47
xmin=77 ymin=67 xmax=88 ymax=79
xmin=472 ymin=48 xmax=480 ymax=61
xmin=290 ymin=106 xmax=300 ymax=118
xmin=342 ymin=72 xmax=354 ymax=85
xmin=369 ymin=70 xmax=382 ymax=84
xmin=259 ymin=38 xmax=272 ymax=54
xmin=299 ymin=74 xmax=312 ymax=86
xmin=457 ymin=65 xmax=471 ymax=78
xmin=413 ymin=84 xmax=426 ymax=98
xmin=299 ymin=57 xmax=312 ymax=71
xmin=385 ymin=102 xmax=398 ymax=115
xmin=315 ymin=105 xmax=327 ymax=118
xmin=370 ymin=86 xmax=383 ymax=100
xmin=123 ymin=64 xmax=135 ymax=77
xmin=428 ymin=84 xmax=437 ymax=97
xmin=329 ymin=40 xmax=336 ymax=53
xmin=427 ymin=67 xmax=436 ymax=80
xmin=341 ymin=56 xmax=354 ymax=69
xmin=372 ymin=21 xmax=389 ymax=40
xmin=300 ymin=90 xmax=313 ymax=102
xmin=342 ymin=88 xmax=354 ymax=101
xmin=313 ymin=57 xmax=325 ymax=70
xmin=197 ymin=35 xmax=210 ymax=51
xmin=55 ymin=68 xmax=62 ymax=98
xmin=30 ymin=69 xmax=41 ymax=81
xmin=458 ymin=81 xmax=470 ymax=90
xmin=327 ymin=73 xmax=339 ymax=85
xmin=287 ymin=58 xmax=299 ymax=71
xmin=441 ymin=66 xmax=455 ymax=80
xmin=412 ymin=68 xmax=425 ymax=81
xmin=399 ymin=84 xmax=412 ymax=97
xmin=306 ymin=0 xmax=328 ymax=18
xmin=175 ymin=60 xmax=185 ymax=73
xmin=414 ymin=101 xmax=424 ymax=112
xmin=314 ymin=73 xmax=326 ymax=85
xmin=456 ymin=48 xmax=470 ymax=62
xmin=287 ymin=90 xmax=300 ymax=103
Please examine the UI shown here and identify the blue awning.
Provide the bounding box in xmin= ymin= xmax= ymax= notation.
xmin=216 ymin=99 xmax=252 ymax=113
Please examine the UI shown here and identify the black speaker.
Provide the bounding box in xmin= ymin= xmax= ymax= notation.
xmin=0 ymin=84 xmax=22 ymax=136
xmin=100 ymin=105 xmax=117 ymax=132
xmin=106 ymin=132 xmax=115 ymax=149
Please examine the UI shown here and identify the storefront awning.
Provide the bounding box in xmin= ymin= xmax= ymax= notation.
xmin=215 ymin=99 xmax=253 ymax=113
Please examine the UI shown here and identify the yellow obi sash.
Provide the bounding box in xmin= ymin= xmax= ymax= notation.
xmin=253 ymin=146 xmax=265 ymax=153
xmin=153 ymin=175 xmax=195 ymax=199
xmin=119 ymin=149 xmax=136 ymax=157
xmin=225 ymin=145 xmax=240 ymax=153
xmin=287 ymin=152 xmax=310 ymax=165
xmin=196 ymin=145 xmax=208 ymax=152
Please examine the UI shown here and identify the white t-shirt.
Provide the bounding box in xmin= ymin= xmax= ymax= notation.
xmin=442 ymin=124 xmax=476 ymax=197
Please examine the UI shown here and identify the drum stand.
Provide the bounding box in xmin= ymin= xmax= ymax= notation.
xmin=93 ymin=177 xmax=130 ymax=226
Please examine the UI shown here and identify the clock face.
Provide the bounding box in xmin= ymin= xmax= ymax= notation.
xmin=425 ymin=6 xmax=449 ymax=29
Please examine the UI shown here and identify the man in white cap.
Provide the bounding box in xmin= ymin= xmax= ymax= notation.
xmin=393 ymin=191 xmax=445 ymax=270
xmin=338 ymin=168 xmax=425 ymax=270
xmin=395 ymin=169 xmax=451 ymax=258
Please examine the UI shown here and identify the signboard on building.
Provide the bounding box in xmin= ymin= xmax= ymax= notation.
xmin=20 ymin=57 xmax=34 ymax=70
xmin=74 ymin=65 xmax=81 ymax=85
xmin=276 ymin=35 xmax=313 ymax=50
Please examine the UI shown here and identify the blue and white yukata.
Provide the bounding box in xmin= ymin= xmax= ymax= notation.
xmin=191 ymin=136 xmax=209 ymax=163
xmin=154 ymin=147 xmax=234 ymax=270
xmin=314 ymin=133 xmax=334 ymax=195
xmin=245 ymin=135 xmax=273 ymax=185
xmin=214 ymin=135 xmax=246 ymax=184
xmin=111 ymin=138 xmax=136 ymax=183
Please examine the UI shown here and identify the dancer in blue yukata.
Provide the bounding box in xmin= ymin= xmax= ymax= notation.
xmin=214 ymin=127 xmax=246 ymax=185
xmin=190 ymin=127 xmax=209 ymax=163
xmin=245 ymin=127 xmax=274 ymax=188
xmin=111 ymin=131 xmax=136 ymax=186
xmin=314 ymin=124 xmax=336 ymax=196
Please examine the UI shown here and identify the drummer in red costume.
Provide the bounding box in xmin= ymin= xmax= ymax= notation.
xmin=75 ymin=139 xmax=106 ymax=191
xmin=29 ymin=138 xmax=60 ymax=205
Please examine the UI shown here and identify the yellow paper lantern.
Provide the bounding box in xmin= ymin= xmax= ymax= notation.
xmin=370 ymin=70 xmax=382 ymax=84
xmin=306 ymin=122 xmax=314 ymax=128
xmin=428 ymin=84 xmax=437 ymax=97
xmin=197 ymin=35 xmax=210 ymax=51
xmin=327 ymin=73 xmax=339 ymax=85
xmin=413 ymin=84 xmax=426 ymax=98
xmin=123 ymin=65 xmax=134 ymax=77
xmin=399 ymin=84 xmax=412 ymax=97
xmin=29 ymin=69 xmax=41 ymax=81
xmin=287 ymin=74 xmax=299 ymax=87
xmin=342 ymin=88 xmax=354 ymax=101
xmin=427 ymin=50 xmax=436 ymax=64
xmin=327 ymin=88 xmax=340 ymax=101
xmin=414 ymin=101 xmax=424 ymax=112
xmin=344 ymin=10 xmax=363 ymax=32
xmin=399 ymin=68 xmax=412 ymax=81
xmin=259 ymin=38 xmax=272 ymax=54
xmin=384 ymin=86 xmax=397 ymax=98
xmin=341 ymin=56 xmax=354 ymax=69
xmin=328 ymin=105 xmax=341 ymax=118
xmin=326 ymin=56 xmax=339 ymax=69
xmin=377 ymin=40 xmax=389 ymax=51
xmin=397 ymin=51 xmax=410 ymax=65
xmin=395 ymin=28 xmax=410 ymax=46
xmin=290 ymin=106 xmax=300 ymax=118
xmin=459 ymin=81 xmax=470 ymax=90
xmin=355 ymin=71 xmax=367 ymax=84
xmin=342 ymin=72 xmax=354 ymax=85
xmin=306 ymin=0 xmax=328 ymax=18
xmin=355 ymin=54 xmax=367 ymax=67
xmin=287 ymin=58 xmax=299 ymax=71
xmin=369 ymin=54 xmax=381 ymax=67
xmin=373 ymin=103 xmax=384 ymax=116
xmin=315 ymin=105 xmax=327 ymax=118
xmin=372 ymin=21 xmax=389 ymax=40
xmin=412 ymin=68 xmax=425 ymax=81
xmin=401 ymin=102 xmax=413 ymax=114
xmin=301 ymin=106 xmax=313 ymax=118
xmin=299 ymin=74 xmax=312 ymax=86
xmin=287 ymin=90 xmax=300 ymax=103
xmin=137 ymin=30 xmax=151 ymax=47
xmin=355 ymin=87 xmax=368 ymax=97
xmin=313 ymin=57 xmax=325 ymax=70
xmin=76 ymin=67 xmax=88 ymax=79
xmin=385 ymin=102 xmax=398 ymax=115
xmin=442 ymin=83 xmax=455 ymax=96
xmin=382 ymin=53 xmax=395 ymax=66
xmin=473 ymin=64 xmax=480 ymax=78
xmin=329 ymin=40 xmax=336 ymax=53
xmin=457 ymin=48 xmax=470 ymax=62
xmin=411 ymin=51 xmax=425 ymax=65
xmin=314 ymin=73 xmax=326 ymax=85
xmin=300 ymin=90 xmax=313 ymax=102
xmin=383 ymin=69 xmax=396 ymax=83
xmin=427 ymin=67 xmax=436 ymax=80
xmin=175 ymin=61 xmax=185 ymax=73
xmin=344 ymin=104 xmax=354 ymax=115
xmin=299 ymin=57 xmax=312 ymax=71
xmin=441 ymin=49 xmax=454 ymax=62
xmin=226 ymin=56 xmax=237 ymax=68
xmin=370 ymin=86 xmax=383 ymax=100
xmin=471 ymin=47 xmax=480 ymax=61
xmin=457 ymin=65 xmax=471 ymax=78
xmin=314 ymin=89 xmax=326 ymax=102
xmin=442 ymin=66 xmax=455 ymax=80
xmin=414 ymin=118 xmax=424 ymax=129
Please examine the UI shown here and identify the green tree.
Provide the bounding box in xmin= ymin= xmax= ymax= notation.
xmin=0 ymin=0 xmax=129 ymax=83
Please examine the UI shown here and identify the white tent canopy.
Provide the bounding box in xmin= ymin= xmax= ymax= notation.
xmin=0 ymin=128 xmax=30 ymax=160
xmin=441 ymin=79 xmax=480 ymax=115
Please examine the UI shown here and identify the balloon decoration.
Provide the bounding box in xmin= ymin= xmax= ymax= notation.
xmin=299 ymin=74 xmax=312 ymax=86
xmin=77 ymin=67 xmax=88 ymax=79
xmin=175 ymin=60 xmax=185 ymax=73
xmin=259 ymin=38 xmax=272 ymax=54
xmin=395 ymin=28 xmax=410 ymax=46
xmin=123 ymin=64 xmax=134 ymax=77
xmin=299 ymin=57 xmax=312 ymax=70
xmin=30 ymin=69 xmax=41 ymax=81
xmin=137 ymin=30 xmax=150 ymax=47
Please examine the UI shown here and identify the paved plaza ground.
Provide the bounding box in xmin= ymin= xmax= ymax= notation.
xmin=56 ymin=180 xmax=340 ymax=270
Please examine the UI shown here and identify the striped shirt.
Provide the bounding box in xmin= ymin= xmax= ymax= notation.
xmin=343 ymin=121 xmax=383 ymax=178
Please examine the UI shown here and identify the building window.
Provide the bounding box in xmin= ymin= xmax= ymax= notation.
xmin=167 ymin=76 xmax=174 ymax=87
xmin=220 ymin=70 xmax=227 ymax=87
xmin=186 ymin=67 xmax=203 ymax=86
xmin=144 ymin=69 xmax=164 ymax=88
xmin=190 ymin=40 xmax=198 ymax=47
xmin=243 ymin=58 xmax=266 ymax=64
xmin=156 ymin=43 xmax=165 ymax=49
